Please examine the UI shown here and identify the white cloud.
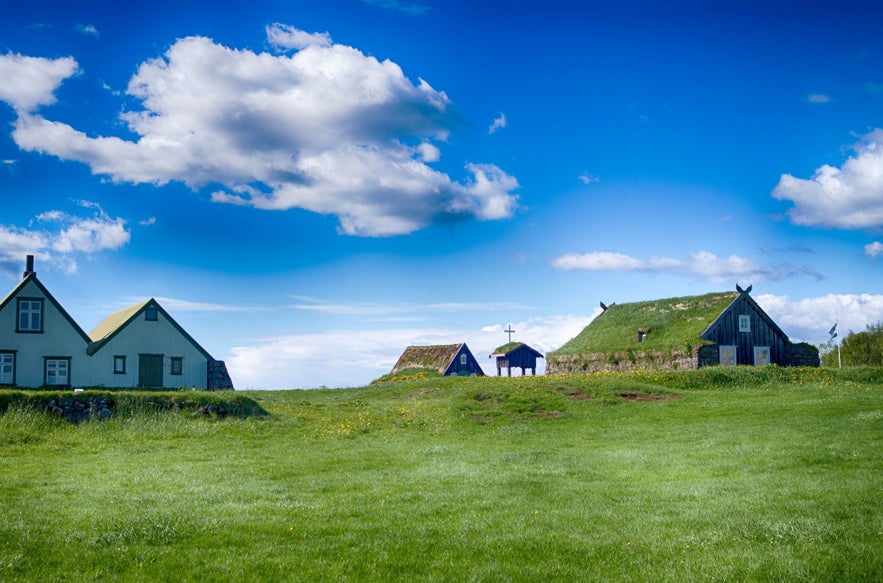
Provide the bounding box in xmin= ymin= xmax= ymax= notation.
xmin=76 ymin=24 xmax=99 ymax=37
xmin=226 ymin=313 xmax=595 ymax=389
xmin=549 ymin=250 xmax=822 ymax=283
xmin=38 ymin=207 xmax=129 ymax=254
xmin=807 ymin=93 xmax=831 ymax=103
xmin=266 ymin=23 xmax=331 ymax=50
xmin=0 ymin=203 xmax=130 ymax=278
xmin=578 ymin=172 xmax=599 ymax=185
xmin=0 ymin=53 xmax=78 ymax=113
xmin=139 ymin=217 xmax=156 ymax=226
xmin=1 ymin=30 xmax=519 ymax=237
xmin=865 ymin=241 xmax=883 ymax=258
xmin=488 ymin=113 xmax=507 ymax=134
xmin=772 ymin=129 xmax=883 ymax=229
xmin=756 ymin=292 xmax=883 ymax=344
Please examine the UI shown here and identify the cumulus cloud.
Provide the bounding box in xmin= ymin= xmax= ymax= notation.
xmin=266 ymin=23 xmax=331 ymax=50
xmin=226 ymin=313 xmax=595 ymax=389
xmin=772 ymin=129 xmax=883 ymax=229
xmin=549 ymin=250 xmax=823 ymax=283
xmin=866 ymin=241 xmax=883 ymax=258
xmin=0 ymin=53 xmax=78 ymax=113
xmin=488 ymin=113 xmax=507 ymax=134
xmin=0 ymin=28 xmax=519 ymax=236
xmin=0 ymin=203 xmax=130 ymax=277
xmin=756 ymin=292 xmax=883 ymax=344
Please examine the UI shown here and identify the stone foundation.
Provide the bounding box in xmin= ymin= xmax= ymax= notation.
xmin=547 ymin=348 xmax=698 ymax=375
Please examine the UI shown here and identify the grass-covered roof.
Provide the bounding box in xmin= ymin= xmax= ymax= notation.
xmin=550 ymin=292 xmax=738 ymax=357
xmin=391 ymin=344 xmax=462 ymax=374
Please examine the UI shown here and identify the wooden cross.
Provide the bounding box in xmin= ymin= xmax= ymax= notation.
xmin=504 ymin=325 xmax=515 ymax=343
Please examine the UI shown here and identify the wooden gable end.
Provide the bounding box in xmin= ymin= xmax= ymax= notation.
xmin=443 ymin=344 xmax=485 ymax=376
xmin=701 ymin=292 xmax=789 ymax=365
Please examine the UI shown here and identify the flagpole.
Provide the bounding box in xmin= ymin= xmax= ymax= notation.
xmin=837 ymin=335 xmax=842 ymax=369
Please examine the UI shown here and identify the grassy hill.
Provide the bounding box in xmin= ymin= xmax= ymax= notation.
xmin=1 ymin=368 xmax=881 ymax=581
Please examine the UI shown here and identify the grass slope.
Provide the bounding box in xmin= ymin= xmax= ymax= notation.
xmin=1 ymin=368 xmax=881 ymax=581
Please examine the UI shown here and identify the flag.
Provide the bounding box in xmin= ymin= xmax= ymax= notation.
xmin=829 ymin=323 xmax=838 ymax=340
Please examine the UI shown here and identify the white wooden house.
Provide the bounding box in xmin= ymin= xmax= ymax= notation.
xmin=0 ymin=256 xmax=233 ymax=390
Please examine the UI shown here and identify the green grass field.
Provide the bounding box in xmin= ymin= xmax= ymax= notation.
xmin=1 ymin=368 xmax=881 ymax=581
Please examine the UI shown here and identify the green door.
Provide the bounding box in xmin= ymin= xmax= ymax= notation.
xmin=138 ymin=354 xmax=163 ymax=387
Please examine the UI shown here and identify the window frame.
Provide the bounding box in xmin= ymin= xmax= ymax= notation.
xmin=459 ymin=353 xmax=467 ymax=366
xmin=719 ymin=345 xmax=737 ymax=366
xmin=738 ymin=315 xmax=751 ymax=333
xmin=170 ymin=356 xmax=183 ymax=376
xmin=0 ymin=351 xmax=15 ymax=386
xmin=144 ymin=307 xmax=158 ymax=321
xmin=754 ymin=346 xmax=771 ymax=366
xmin=113 ymin=355 xmax=127 ymax=375
xmin=44 ymin=357 xmax=71 ymax=387
xmin=16 ymin=298 xmax=44 ymax=333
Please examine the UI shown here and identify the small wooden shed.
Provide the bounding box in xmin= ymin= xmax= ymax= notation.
xmin=489 ymin=342 xmax=544 ymax=376
xmin=390 ymin=343 xmax=485 ymax=377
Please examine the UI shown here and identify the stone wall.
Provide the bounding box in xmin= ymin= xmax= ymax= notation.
xmin=547 ymin=348 xmax=699 ymax=375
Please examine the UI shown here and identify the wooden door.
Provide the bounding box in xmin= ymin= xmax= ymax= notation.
xmin=139 ymin=354 xmax=163 ymax=387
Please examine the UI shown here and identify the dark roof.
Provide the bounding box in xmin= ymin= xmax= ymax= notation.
xmin=550 ymin=292 xmax=739 ymax=357
xmin=490 ymin=342 xmax=544 ymax=358
xmin=391 ymin=343 xmax=464 ymax=374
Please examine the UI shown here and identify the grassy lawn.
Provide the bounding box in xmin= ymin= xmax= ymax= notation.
xmin=1 ymin=368 xmax=881 ymax=581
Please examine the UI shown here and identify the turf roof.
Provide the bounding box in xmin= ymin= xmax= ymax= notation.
xmin=550 ymin=292 xmax=738 ymax=357
xmin=391 ymin=344 xmax=463 ymax=374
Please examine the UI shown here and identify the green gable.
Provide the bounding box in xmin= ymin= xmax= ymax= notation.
xmin=550 ymin=292 xmax=738 ymax=357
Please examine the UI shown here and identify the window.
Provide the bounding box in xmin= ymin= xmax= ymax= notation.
xmin=754 ymin=347 xmax=771 ymax=366
xmin=114 ymin=355 xmax=126 ymax=374
xmin=739 ymin=315 xmax=751 ymax=332
xmin=637 ymin=328 xmax=650 ymax=342
xmin=719 ymin=345 xmax=737 ymax=366
xmin=170 ymin=357 xmax=183 ymax=376
xmin=0 ymin=352 xmax=14 ymax=385
xmin=145 ymin=307 xmax=158 ymax=321
xmin=45 ymin=358 xmax=70 ymax=386
xmin=17 ymin=298 xmax=43 ymax=332
xmin=460 ymin=354 xmax=467 ymax=366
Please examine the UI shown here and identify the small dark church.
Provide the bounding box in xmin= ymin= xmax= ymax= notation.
xmin=489 ymin=342 xmax=544 ymax=376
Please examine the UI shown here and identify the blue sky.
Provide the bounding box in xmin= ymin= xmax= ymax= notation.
xmin=1 ymin=0 xmax=882 ymax=388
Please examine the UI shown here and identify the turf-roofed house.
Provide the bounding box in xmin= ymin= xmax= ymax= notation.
xmin=489 ymin=342 xmax=544 ymax=376
xmin=0 ymin=255 xmax=233 ymax=390
xmin=391 ymin=343 xmax=485 ymax=377
xmin=547 ymin=285 xmax=819 ymax=374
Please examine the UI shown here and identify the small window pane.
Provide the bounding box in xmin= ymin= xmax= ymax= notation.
xmin=114 ymin=356 xmax=126 ymax=374
xmin=170 ymin=357 xmax=183 ymax=375
xmin=739 ymin=315 xmax=751 ymax=332
xmin=145 ymin=308 xmax=158 ymax=321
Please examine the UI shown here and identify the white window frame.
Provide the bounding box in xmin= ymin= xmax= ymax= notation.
xmin=45 ymin=358 xmax=70 ymax=386
xmin=460 ymin=353 xmax=467 ymax=366
xmin=754 ymin=346 xmax=771 ymax=366
xmin=170 ymin=357 xmax=183 ymax=376
xmin=114 ymin=355 xmax=126 ymax=374
xmin=0 ymin=352 xmax=14 ymax=385
xmin=739 ymin=315 xmax=751 ymax=333
xmin=17 ymin=298 xmax=43 ymax=332
xmin=719 ymin=345 xmax=737 ymax=366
